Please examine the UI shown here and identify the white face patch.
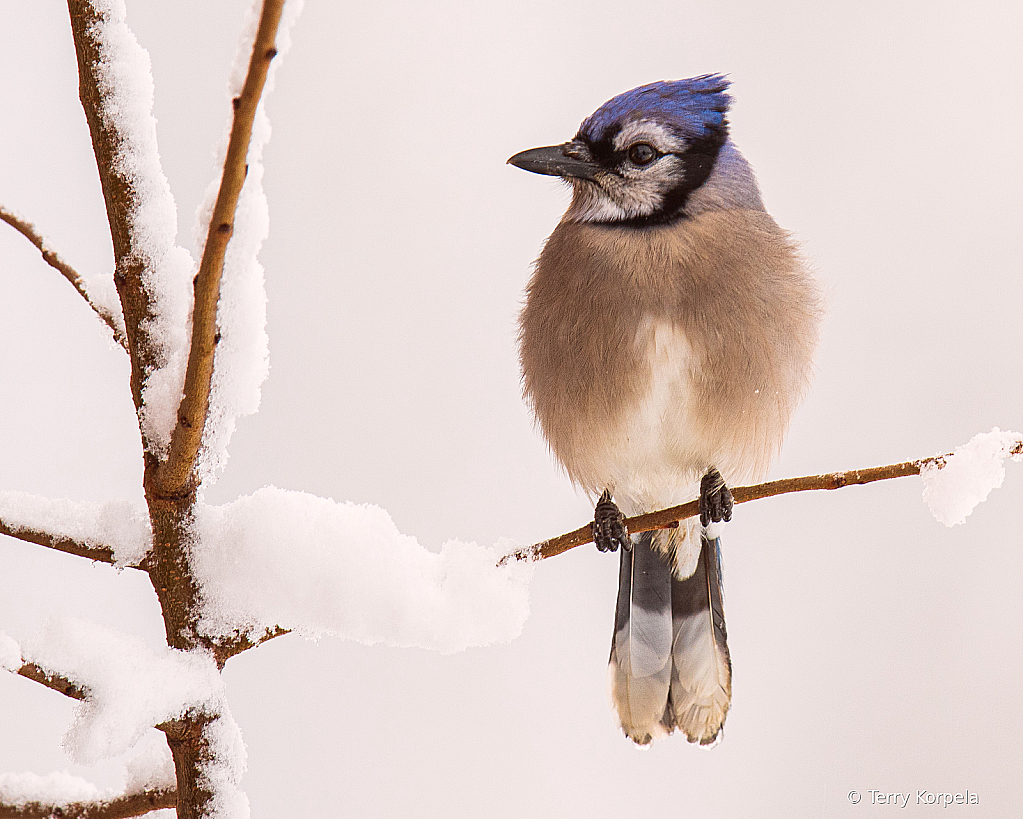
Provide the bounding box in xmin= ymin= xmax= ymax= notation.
xmin=566 ymin=119 xmax=691 ymax=223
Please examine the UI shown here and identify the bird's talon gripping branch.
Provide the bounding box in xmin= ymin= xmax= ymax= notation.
xmin=592 ymin=489 xmax=629 ymax=552
xmin=700 ymin=467 xmax=734 ymax=526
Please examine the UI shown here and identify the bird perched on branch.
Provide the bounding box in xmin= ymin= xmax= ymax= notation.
xmin=510 ymin=76 xmax=820 ymax=745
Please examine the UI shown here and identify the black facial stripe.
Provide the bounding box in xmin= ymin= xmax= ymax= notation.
xmin=615 ymin=129 xmax=726 ymax=227
xmin=576 ymin=120 xmax=729 ymax=228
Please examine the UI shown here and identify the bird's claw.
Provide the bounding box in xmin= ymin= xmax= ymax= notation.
xmin=700 ymin=467 xmax=733 ymax=526
xmin=592 ymin=489 xmax=629 ymax=552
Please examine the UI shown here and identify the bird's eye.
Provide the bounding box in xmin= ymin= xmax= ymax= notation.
xmin=628 ymin=143 xmax=657 ymax=166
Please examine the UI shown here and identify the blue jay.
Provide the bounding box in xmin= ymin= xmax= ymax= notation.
xmin=510 ymin=76 xmax=820 ymax=745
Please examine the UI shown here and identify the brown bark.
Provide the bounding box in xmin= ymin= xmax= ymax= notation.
xmin=144 ymin=493 xmax=205 ymax=652
xmin=16 ymin=663 xmax=88 ymax=701
xmin=0 ymin=518 xmax=119 ymax=567
xmin=162 ymin=717 xmax=215 ymax=819
xmin=211 ymin=626 xmax=290 ymax=669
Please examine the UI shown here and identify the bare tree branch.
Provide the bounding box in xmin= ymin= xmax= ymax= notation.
xmin=156 ymin=0 xmax=286 ymax=497
xmin=13 ymin=662 xmax=88 ymax=700
xmin=0 ymin=787 xmax=175 ymax=819
xmin=0 ymin=518 xmax=118 ymax=566
xmin=503 ymin=442 xmax=1023 ymax=564
xmin=0 ymin=206 xmax=127 ymax=350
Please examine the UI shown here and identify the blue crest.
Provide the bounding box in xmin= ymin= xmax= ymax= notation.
xmin=578 ymin=75 xmax=732 ymax=143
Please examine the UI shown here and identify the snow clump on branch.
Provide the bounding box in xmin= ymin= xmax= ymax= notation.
xmin=191 ymin=486 xmax=533 ymax=653
xmin=921 ymin=427 xmax=1023 ymax=526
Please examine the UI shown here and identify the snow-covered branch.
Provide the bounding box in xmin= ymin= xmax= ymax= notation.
xmin=0 ymin=786 xmax=175 ymax=819
xmin=0 ymin=206 xmax=127 ymax=349
xmin=0 ymin=519 xmax=116 ymax=567
xmin=2 ymin=633 xmax=86 ymax=700
xmin=190 ymin=487 xmax=532 ymax=653
xmin=157 ymin=0 xmax=286 ymax=497
xmin=5 ymin=3 xmax=293 ymax=818
xmin=2 ymin=619 xmax=247 ymax=819
xmin=0 ymin=735 xmax=178 ymax=817
xmin=507 ymin=429 xmax=1023 ymax=563
xmin=0 ymin=492 xmax=151 ymax=568
xmin=65 ymin=0 xmax=194 ymax=434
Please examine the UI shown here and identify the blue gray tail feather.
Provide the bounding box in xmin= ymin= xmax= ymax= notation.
xmin=609 ymin=530 xmax=731 ymax=745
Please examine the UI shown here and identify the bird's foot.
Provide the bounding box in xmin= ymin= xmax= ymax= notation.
xmin=700 ymin=467 xmax=733 ymax=526
xmin=592 ymin=489 xmax=629 ymax=552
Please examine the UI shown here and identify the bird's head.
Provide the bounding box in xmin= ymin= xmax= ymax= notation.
xmin=509 ymin=75 xmax=735 ymax=226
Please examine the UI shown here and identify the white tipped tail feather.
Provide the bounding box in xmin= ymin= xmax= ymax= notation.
xmin=609 ymin=531 xmax=673 ymax=744
xmin=609 ymin=530 xmax=731 ymax=745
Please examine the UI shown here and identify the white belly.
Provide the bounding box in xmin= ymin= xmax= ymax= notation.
xmin=561 ymin=314 xmax=780 ymax=525
xmin=592 ymin=318 xmax=706 ymax=516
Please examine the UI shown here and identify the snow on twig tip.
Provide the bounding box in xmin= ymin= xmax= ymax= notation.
xmin=920 ymin=428 xmax=1023 ymax=527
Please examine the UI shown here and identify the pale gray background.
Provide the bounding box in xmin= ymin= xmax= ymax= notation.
xmin=2 ymin=1 xmax=1022 ymax=817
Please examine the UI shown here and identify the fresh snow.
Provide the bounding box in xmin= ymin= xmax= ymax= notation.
xmin=0 ymin=735 xmax=175 ymax=812
xmin=0 ymin=632 xmax=21 ymax=670
xmin=0 ymin=486 xmax=535 ymax=653
xmin=198 ymin=714 xmax=250 ymax=819
xmin=122 ymin=733 xmax=176 ymax=793
xmin=191 ymin=486 xmax=533 ymax=653
xmin=921 ymin=428 xmax=1022 ymax=526
xmin=16 ymin=618 xmax=223 ymax=763
xmin=7 ymin=616 xmax=247 ymax=816
xmin=80 ymin=0 xmax=305 ymax=481
xmin=0 ymin=770 xmax=105 ymax=807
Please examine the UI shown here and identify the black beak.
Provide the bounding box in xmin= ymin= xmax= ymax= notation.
xmin=507 ymin=143 xmax=599 ymax=181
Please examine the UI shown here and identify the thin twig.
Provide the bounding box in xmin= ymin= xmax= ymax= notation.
xmin=0 ymin=787 xmax=176 ymax=819
xmin=0 ymin=207 xmax=127 ymax=349
xmin=14 ymin=662 xmax=88 ymax=700
xmin=157 ymin=0 xmax=286 ymax=497
xmin=0 ymin=517 xmax=117 ymax=566
xmin=502 ymin=442 xmax=1023 ymax=564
